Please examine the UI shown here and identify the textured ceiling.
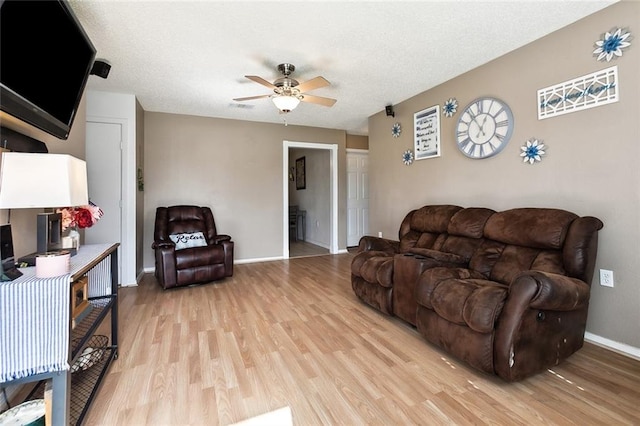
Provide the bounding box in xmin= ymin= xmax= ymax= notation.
xmin=71 ymin=1 xmax=616 ymax=136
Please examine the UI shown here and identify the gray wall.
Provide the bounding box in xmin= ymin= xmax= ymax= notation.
xmin=143 ymin=113 xmax=346 ymax=265
xmin=367 ymin=1 xmax=639 ymax=350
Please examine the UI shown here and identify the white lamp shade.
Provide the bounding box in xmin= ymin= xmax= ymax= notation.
xmin=272 ymin=95 xmax=300 ymax=112
xmin=0 ymin=152 xmax=89 ymax=208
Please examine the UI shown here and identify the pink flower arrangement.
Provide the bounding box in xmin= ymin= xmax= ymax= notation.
xmin=57 ymin=202 xmax=103 ymax=230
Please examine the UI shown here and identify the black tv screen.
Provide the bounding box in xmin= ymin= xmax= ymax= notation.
xmin=0 ymin=224 xmax=14 ymax=265
xmin=0 ymin=0 xmax=96 ymax=140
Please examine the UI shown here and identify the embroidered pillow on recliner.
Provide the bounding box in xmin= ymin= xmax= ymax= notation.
xmin=169 ymin=232 xmax=207 ymax=250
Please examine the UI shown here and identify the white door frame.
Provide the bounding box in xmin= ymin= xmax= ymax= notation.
xmin=283 ymin=141 xmax=338 ymax=258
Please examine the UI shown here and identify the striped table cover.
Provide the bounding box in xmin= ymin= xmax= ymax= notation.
xmin=0 ymin=243 xmax=115 ymax=383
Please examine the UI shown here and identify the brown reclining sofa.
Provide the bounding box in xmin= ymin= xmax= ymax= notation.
xmin=351 ymin=205 xmax=603 ymax=381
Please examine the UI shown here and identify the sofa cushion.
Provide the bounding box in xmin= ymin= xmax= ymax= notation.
xmin=175 ymin=244 xmax=225 ymax=268
xmin=431 ymin=279 xmax=508 ymax=333
xmin=470 ymin=243 xmax=567 ymax=285
xmin=484 ymin=208 xmax=577 ymax=249
xmin=406 ymin=247 xmax=465 ymax=264
xmin=420 ymin=207 xmax=495 ymax=262
xmin=355 ymin=255 xmax=394 ymax=288
xmin=439 ymin=235 xmax=483 ymax=263
xmin=351 ymin=251 xmax=384 ymax=275
xmin=399 ymin=205 xmax=462 ymax=252
xmin=448 ymin=207 xmax=495 ymax=238
xmin=410 ymin=205 xmax=463 ymax=234
xmin=170 ymin=231 xmax=207 ymax=250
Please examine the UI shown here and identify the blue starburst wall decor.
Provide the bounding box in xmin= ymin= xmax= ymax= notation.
xmin=443 ymin=98 xmax=458 ymax=118
xmin=594 ymin=27 xmax=631 ymax=62
xmin=402 ymin=150 xmax=414 ymax=165
xmin=392 ymin=122 xmax=402 ymax=138
xmin=520 ymin=139 xmax=546 ymax=165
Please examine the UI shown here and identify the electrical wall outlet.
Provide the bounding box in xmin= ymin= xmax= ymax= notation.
xmin=600 ymin=269 xmax=614 ymax=287
xmin=378 ymin=231 xmax=383 ymax=238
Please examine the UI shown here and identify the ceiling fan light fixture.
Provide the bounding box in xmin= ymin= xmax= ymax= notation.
xmin=272 ymin=95 xmax=300 ymax=113
xmin=235 ymin=63 xmax=336 ymax=111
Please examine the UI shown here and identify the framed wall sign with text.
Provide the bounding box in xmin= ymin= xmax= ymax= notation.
xmin=414 ymin=105 xmax=441 ymax=160
xmin=295 ymin=156 xmax=306 ymax=190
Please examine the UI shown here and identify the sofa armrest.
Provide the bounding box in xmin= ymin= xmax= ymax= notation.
xmin=152 ymin=240 xmax=175 ymax=250
xmin=212 ymin=234 xmax=232 ymax=244
xmin=152 ymin=241 xmax=178 ymax=289
xmin=357 ymin=236 xmax=399 ymax=254
xmin=515 ymin=270 xmax=590 ymax=311
xmin=494 ymin=270 xmax=591 ymax=381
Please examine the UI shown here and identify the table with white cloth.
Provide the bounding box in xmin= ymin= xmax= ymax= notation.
xmin=0 ymin=243 xmax=119 ymax=426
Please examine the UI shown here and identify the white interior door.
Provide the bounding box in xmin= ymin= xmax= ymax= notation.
xmin=85 ymin=121 xmax=122 ymax=282
xmin=347 ymin=150 xmax=369 ymax=247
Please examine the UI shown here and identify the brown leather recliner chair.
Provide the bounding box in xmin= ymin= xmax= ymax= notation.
xmin=152 ymin=205 xmax=233 ymax=289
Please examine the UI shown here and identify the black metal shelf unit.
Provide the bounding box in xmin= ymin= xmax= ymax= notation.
xmin=26 ymin=295 xmax=117 ymax=425
xmin=3 ymin=243 xmax=121 ymax=426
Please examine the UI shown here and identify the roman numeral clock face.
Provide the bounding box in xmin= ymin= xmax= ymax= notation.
xmin=455 ymin=97 xmax=514 ymax=159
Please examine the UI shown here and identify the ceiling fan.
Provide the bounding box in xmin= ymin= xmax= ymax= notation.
xmin=233 ymin=63 xmax=337 ymax=113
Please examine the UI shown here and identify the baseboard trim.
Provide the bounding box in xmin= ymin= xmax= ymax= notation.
xmin=143 ymin=250 xmax=351 ymax=272
xmin=584 ymin=332 xmax=640 ymax=360
xmin=143 ymin=256 xmax=285 ymax=274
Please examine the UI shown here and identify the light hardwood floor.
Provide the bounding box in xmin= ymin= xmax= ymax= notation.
xmin=289 ymin=240 xmax=329 ymax=258
xmin=86 ymin=253 xmax=640 ymax=425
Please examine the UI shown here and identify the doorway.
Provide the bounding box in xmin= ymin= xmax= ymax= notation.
xmin=282 ymin=141 xmax=338 ymax=259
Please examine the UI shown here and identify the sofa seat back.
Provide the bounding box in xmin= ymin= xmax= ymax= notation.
xmin=156 ymin=205 xmax=219 ymax=243
xmin=402 ymin=206 xmax=495 ymax=261
xmin=469 ymin=208 xmax=601 ymax=285
xmin=399 ymin=205 xmax=462 ymax=252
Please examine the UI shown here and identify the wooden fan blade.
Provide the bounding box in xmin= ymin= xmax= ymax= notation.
xmin=296 ymin=76 xmax=330 ymax=93
xmin=245 ymin=75 xmax=276 ymax=89
xmin=300 ymin=94 xmax=337 ymax=107
xmin=233 ymin=94 xmax=271 ymax=102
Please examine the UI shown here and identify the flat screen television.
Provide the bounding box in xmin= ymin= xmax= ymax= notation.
xmin=0 ymin=0 xmax=96 ymax=140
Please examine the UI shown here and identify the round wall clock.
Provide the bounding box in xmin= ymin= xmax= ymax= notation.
xmin=392 ymin=122 xmax=401 ymax=138
xmin=455 ymin=97 xmax=514 ymax=159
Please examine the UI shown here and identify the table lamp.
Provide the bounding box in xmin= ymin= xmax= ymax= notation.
xmin=0 ymin=152 xmax=89 ymax=262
